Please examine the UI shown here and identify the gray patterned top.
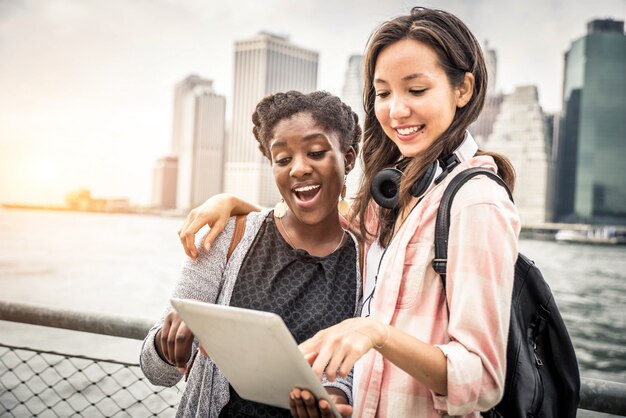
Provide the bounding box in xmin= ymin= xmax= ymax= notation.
xmin=139 ymin=209 xmax=362 ymax=418
xmin=220 ymin=213 xmax=358 ymax=417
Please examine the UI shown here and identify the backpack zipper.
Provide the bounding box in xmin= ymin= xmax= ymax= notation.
xmin=533 ymin=343 xmax=544 ymax=366
xmin=529 ymin=343 xmax=545 ymax=417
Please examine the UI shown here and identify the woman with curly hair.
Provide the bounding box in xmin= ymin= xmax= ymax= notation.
xmin=141 ymin=91 xmax=362 ymax=418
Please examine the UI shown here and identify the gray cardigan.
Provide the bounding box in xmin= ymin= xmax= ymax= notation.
xmin=140 ymin=209 xmax=362 ymax=417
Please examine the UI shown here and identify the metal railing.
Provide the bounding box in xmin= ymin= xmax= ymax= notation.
xmin=1 ymin=300 xmax=625 ymax=416
xmin=0 ymin=301 xmax=181 ymax=417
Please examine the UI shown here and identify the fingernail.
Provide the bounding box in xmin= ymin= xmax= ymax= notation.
xmin=204 ymin=243 xmax=211 ymax=251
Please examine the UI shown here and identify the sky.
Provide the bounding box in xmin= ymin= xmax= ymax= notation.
xmin=1 ymin=0 xmax=624 ymax=206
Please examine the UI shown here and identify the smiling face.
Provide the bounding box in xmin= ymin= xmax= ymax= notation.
xmin=270 ymin=112 xmax=355 ymax=226
xmin=373 ymin=38 xmax=467 ymax=158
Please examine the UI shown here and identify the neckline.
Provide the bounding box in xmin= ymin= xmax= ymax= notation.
xmin=270 ymin=213 xmax=347 ymax=259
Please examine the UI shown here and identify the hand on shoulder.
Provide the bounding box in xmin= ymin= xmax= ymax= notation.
xmin=178 ymin=193 xmax=260 ymax=259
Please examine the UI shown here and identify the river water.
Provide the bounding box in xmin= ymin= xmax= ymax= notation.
xmin=0 ymin=208 xmax=624 ymax=414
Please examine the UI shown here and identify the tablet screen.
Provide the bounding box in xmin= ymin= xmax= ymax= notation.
xmin=171 ymin=298 xmax=341 ymax=417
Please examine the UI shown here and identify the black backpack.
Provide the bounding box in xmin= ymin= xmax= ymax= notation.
xmin=432 ymin=167 xmax=580 ymax=418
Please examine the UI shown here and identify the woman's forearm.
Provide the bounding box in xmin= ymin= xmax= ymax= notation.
xmin=375 ymin=323 xmax=448 ymax=395
xmin=224 ymin=193 xmax=262 ymax=215
xmin=303 ymin=318 xmax=448 ymax=396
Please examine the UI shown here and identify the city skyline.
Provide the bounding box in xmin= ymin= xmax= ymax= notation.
xmin=1 ymin=0 xmax=624 ymax=206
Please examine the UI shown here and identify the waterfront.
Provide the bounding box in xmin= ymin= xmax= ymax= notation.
xmin=0 ymin=208 xmax=625 ymax=413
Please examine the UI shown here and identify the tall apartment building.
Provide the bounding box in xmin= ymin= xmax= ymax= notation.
xmin=483 ymin=40 xmax=497 ymax=96
xmin=151 ymin=156 xmax=178 ymax=209
xmin=173 ymin=75 xmax=226 ymax=210
xmin=555 ymin=19 xmax=626 ymax=224
xmin=224 ymin=32 xmax=318 ymax=207
xmin=341 ymin=55 xmax=365 ymax=124
xmin=487 ymin=86 xmax=552 ymax=225
xmin=471 ymin=41 xmax=503 ymax=146
xmin=171 ymin=75 xmax=214 ymax=156
xmin=341 ymin=54 xmax=365 ymax=200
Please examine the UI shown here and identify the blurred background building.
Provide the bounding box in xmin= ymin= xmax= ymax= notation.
xmin=152 ymin=75 xmax=226 ymax=211
xmin=471 ymin=41 xmax=504 ymax=146
xmin=341 ymin=54 xmax=365 ymax=201
xmin=224 ymin=32 xmax=318 ymax=207
xmin=485 ymin=86 xmax=553 ymax=225
xmin=151 ymin=156 xmax=178 ymax=210
xmin=554 ymin=18 xmax=626 ymax=225
xmin=471 ymin=44 xmax=553 ymax=225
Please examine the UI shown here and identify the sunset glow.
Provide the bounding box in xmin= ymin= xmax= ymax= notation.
xmin=32 ymin=160 xmax=60 ymax=184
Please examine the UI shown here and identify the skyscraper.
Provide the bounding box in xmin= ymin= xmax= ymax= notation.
xmin=173 ymin=75 xmax=226 ymax=210
xmin=341 ymin=54 xmax=364 ymax=200
xmin=151 ymin=156 xmax=178 ymax=209
xmin=555 ymin=19 xmax=626 ymax=224
xmin=225 ymin=32 xmax=318 ymax=207
xmin=471 ymin=41 xmax=503 ymax=146
xmin=341 ymin=55 xmax=365 ymax=124
xmin=487 ymin=86 xmax=553 ymax=225
xmin=483 ymin=40 xmax=497 ymax=97
xmin=171 ymin=75 xmax=214 ymax=156
xmin=471 ymin=44 xmax=556 ymax=225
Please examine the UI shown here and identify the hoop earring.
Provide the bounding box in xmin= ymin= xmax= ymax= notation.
xmin=274 ymin=199 xmax=288 ymax=219
xmin=338 ymin=177 xmax=350 ymax=217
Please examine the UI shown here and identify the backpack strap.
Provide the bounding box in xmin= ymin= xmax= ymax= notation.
xmin=227 ymin=215 xmax=247 ymax=262
xmin=433 ymin=167 xmax=513 ymax=289
xmin=358 ymin=239 xmax=365 ymax=276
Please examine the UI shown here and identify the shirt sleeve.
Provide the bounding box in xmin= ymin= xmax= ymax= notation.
xmin=139 ymin=218 xmax=236 ymax=387
xmin=431 ymin=182 xmax=520 ymax=415
xmin=322 ymin=371 xmax=354 ymax=405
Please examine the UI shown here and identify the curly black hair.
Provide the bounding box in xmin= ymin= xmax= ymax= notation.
xmin=252 ymin=91 xmax=361 ymax=160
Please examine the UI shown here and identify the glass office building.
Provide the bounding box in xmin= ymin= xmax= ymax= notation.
xmin=555 ymin=19 xmax=626 ymax=224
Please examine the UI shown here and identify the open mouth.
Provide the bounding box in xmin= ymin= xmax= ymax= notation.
xmin=293 ymin=184 xmax=321 ymax=202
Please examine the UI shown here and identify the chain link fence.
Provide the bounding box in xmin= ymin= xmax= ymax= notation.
xmin=0 ymin=342 xmax=181 ymax=417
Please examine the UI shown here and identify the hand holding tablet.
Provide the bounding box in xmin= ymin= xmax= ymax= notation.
xmin=170 ymin=298 xmax=344 ymax=418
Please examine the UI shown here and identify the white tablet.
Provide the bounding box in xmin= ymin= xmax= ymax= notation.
xmin=170 ymin=298 xmax=342 ymax=417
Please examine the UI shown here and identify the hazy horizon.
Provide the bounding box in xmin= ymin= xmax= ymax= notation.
xmin=1 ymin=0 xmax=624 ymax=206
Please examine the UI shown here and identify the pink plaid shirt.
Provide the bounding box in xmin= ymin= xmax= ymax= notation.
xmin=354 ymin=156 xmax=520 ymax=417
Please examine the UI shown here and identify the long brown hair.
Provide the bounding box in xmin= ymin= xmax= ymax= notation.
xmin=352 ymin=7 xmax=515 ymax=246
